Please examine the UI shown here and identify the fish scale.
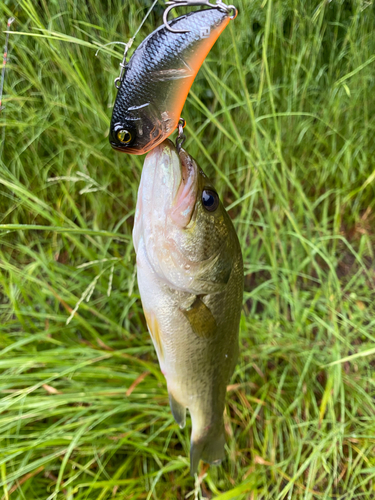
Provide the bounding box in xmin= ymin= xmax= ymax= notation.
xmin=110 ymin=8 xmax=232 ymax=154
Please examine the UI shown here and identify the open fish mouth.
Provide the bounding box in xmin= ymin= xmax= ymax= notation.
xmin=170 ymin=147 xmax=199 ymax=228
xmin=141 ymin=139 xmax=199 ymax=228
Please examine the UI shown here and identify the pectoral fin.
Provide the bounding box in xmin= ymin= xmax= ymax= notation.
xmin=181 ymin=297 xmax=217 ymax=339
xmin=168 ymin=391 xmax=186 ymax=429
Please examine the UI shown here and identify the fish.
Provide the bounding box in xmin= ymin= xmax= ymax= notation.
xmin=133 ymin=139 xmax=243 ymax=475
xmin=110 ymin=8 xmax=235 ymax=155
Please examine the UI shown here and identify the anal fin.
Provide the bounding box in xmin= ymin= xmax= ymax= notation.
xmin=168 ymin=391 xmax=186 ymax=429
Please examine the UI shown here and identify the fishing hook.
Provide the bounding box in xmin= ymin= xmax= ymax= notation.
xmin=176 ymin=117 xmax=186 ymax=152
xmin=164 ymin=0 xmax=237 ymax=33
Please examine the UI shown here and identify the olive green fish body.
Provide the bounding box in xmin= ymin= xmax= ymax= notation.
xmin=133 ymin=140 xmax=243 ymax=474
xmin=110 ymin=9 xmax=231 ymax=155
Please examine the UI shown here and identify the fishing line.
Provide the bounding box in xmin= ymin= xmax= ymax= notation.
xmin=133 ymin=0 xmax=160 ymax=41
xmin=96 ymin=0 xmax=159 ymax=88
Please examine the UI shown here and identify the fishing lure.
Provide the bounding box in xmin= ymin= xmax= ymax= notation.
xmin=109 ymin=1 xmax=237 ymax=155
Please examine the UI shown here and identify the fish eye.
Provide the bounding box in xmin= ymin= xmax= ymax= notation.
xmin=202 ymin=189 xmax=219 ymax=212
xmin=117 ymin=129 xmax=132 ymax=144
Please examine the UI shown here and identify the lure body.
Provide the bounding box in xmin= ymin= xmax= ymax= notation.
xmin=133 ymin=140 xmax=243 ymax=474
xmin=110 ymin=9 xmax=231 ymax=155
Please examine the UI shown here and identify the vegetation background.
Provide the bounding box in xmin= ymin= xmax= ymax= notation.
xmin=1 ymin=0 xmax=375 ymax=498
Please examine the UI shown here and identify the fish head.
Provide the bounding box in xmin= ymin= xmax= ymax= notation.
xmin=110 ymin=98 xmax=176 ymax=156
xmin=133 ymin=139 xmax=236 ymax=293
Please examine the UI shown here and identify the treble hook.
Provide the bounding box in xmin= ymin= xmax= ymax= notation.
xmin=164 ymin=0 xmax=238 ymax=34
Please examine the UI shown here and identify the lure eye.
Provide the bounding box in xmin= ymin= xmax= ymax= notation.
xmin=117 ymin=129 xmax=132 ymax=144
xmin=202 ymin=189 xmax=219 ymax=212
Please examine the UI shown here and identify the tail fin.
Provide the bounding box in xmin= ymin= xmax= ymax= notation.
xmin=190 ymin=426 xmax=226 ymax=476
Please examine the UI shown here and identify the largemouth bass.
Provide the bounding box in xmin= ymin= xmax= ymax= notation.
xmin=133 ymin=139 xmax=243 ymax=475
xmin=110 ymin=8 xmax=235 ymax=155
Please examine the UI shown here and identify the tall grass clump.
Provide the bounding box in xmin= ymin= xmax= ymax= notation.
xmin=1 ymin=0 xmax=375 ymax=498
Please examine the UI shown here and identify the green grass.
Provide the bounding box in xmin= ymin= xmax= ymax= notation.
xmin=1 ymin=0 xmax=375 ymax=498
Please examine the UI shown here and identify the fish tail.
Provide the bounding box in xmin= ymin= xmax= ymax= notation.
xmin=190 ymin=422 xmax=226 ymax=476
